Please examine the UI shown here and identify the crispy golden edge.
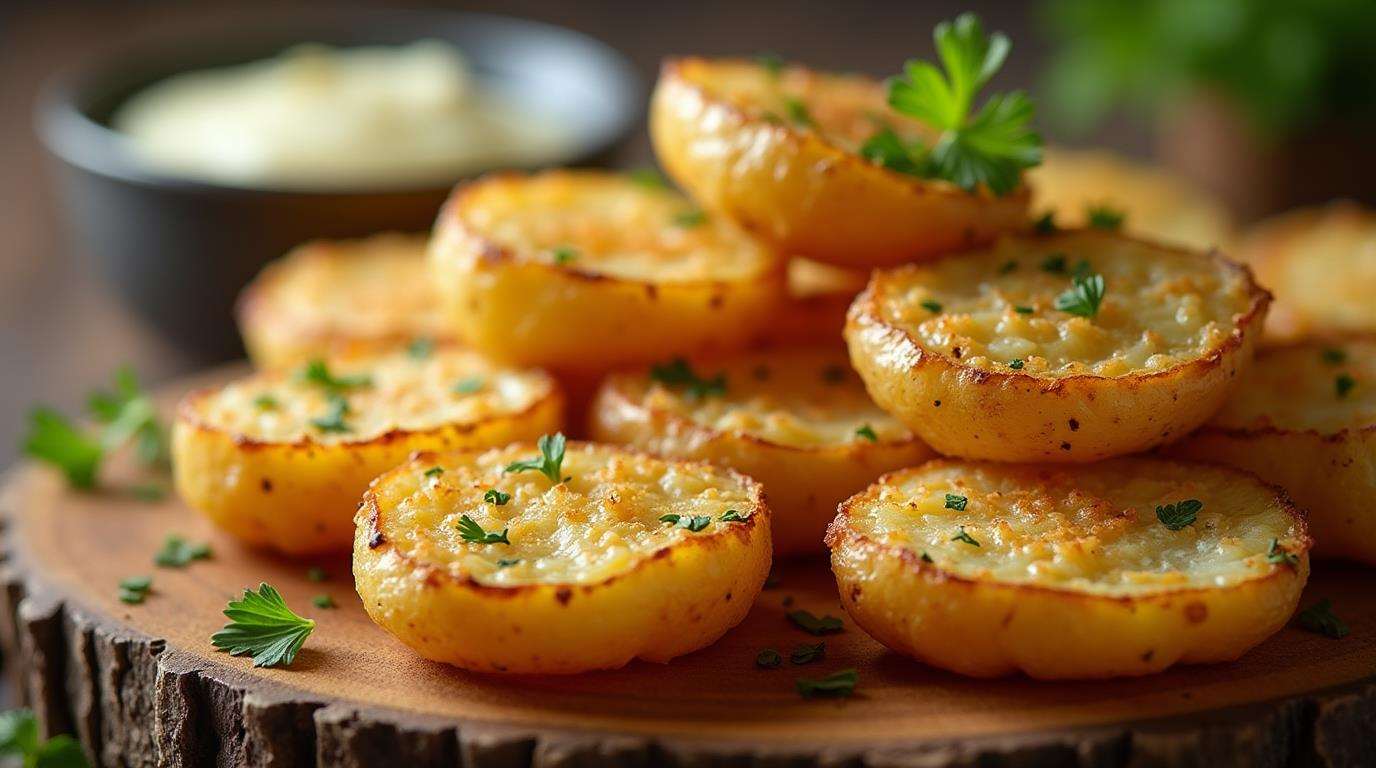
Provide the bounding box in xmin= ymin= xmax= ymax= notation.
xmin=824 ymin=457 xmax=1313 ymax=603
xmin=847 ymin=229 xmax=1272 ymax=391
xmin=359 ymin=444 xmax=770 ymax=598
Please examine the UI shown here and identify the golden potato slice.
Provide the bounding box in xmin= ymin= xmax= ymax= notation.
xmin=1028 ymin=148 xmax=1234 ymax=250
xmin=429 ymin=170 xmax=784 ymax=374
xmin=355 ymin=440 xmax=771 ymax=673
xmin=752 ymin=259 xmax=870 ymax=347
xmin=650 ymin=58 xmax=1029 ymax=268
xmin=591 ymin=348 xmax=932 ymax=556
xmin=846 ymin=230 xmax=1269 ymax=462
xmin=828 ymin=457 xmax=1310 ymax=679
xmin=1237 ymin=202 xmax=1376 ymax=341
xmin=1169 ymin=337 xmax=1376 ymax=563
xmin=237 ymin=234 xmax=454 ymax=370
xmin=173 ymin=347 xmax=562 ymax=555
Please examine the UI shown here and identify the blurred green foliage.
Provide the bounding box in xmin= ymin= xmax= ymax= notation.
xmin=1041 ymin=0 xmax=1376 ymax=136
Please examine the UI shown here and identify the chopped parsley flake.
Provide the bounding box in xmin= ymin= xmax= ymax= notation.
xmin=790 ymin=641 xmax=826 ymax=665
xmin=672 ymin=209 xmax=707 ymax=228
xmin=787 ymin=609 xmax=843 ymax=635
xmin=720 ymin=509 xmax=747 ymax=522
xmin=650 ymin=358 xmax=727 ymax=399
xmin=307 ymin=567 xmax=327 ymax=583
xmin=484 ymin=489 xmax=511 ymax=506
xmin=1267 ymin=538 xmax=1300 ymax=568
xmin=756 ymin=52 xmax=784 ymax=77
xmin=154 ymin=535 xmax=212 ymax=568
xmin=756 ymin=648 xmax=783 ymax=668
xmin=406 ymin=337 xmax=434 ymax=359
xmin=855 ymin=424 xmax=879 ymax=442
xmin=998 ymin=260 xmax=1018 ymax=274
xmin=1321 ymin=347 xmax=1347 ymax=366
xmin=1013 ymin=305 xmax=1034 ymax=314
xmin=457 ymin=515 xmax=510 ymax=545
xmin=628 ymin=167 xmax=669 ymax=189
xmin=453 ymin=377 xmax=484 ymax=395
xmin=119 ymin=576 xmax=152 ymax=605
xmin=944 ymin=493 xmax=968 ymax=511
xmin=796 ymin=668 xmax=857 ymax=699
xmin=1054 ymin=272 xmax=1106 ymax=318
xmin=253 ymin=394 xmax=279 ymax=410
xmin=1336 ymin=374 xmax=1356 ymax=399
xmin=1296 ymin=598 xmax=1349 ymax=639
xmin=1086 ymin=204 xmax=1126 ymax=230
xmin=312 ymin=594 xmax=337 ymax=610
xmin=1008 ymin=359 xmax=1025 ymax=369
xmin=920 ymin=299 xmax=943 ymax=313
xmin=503 ymin=432 xmax=567 ymax=483
xmin=552 ymin=246 xmax=578 ymax=265
xmin=309 ymin=394 xmax=353 ymax=433
xmin=1041 ymin=253 xmax=1068 ymax=273
xmin=1155 ymin=499 xmax=1202 ymax=531
xmin=783 ymin=97 xmax=815 ymax=127
xmin=1033 ymin=211 xmax=1058 ymax=234
xmin=660 ymin=513 xmax=711 ymax=532
xmin=951 ymin=526 xmax=980 ymax=546
xmin=299 ymin=360 xmax=372 ymax=393
xmin=424 ymin=466 xmax=444 ymax=478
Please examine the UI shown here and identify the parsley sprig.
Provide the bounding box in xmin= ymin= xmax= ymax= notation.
xmin=211 ymin=583 xmax=315 ymax=668
xmin=650 ymin=358 xmax=727 ymax=400
xmin=0 ymin=709 xmax=88 ymax=767
xmin=878 ymin=13 xmax=1041 ymax=195
xmin=503 ymin=432 xmax=568 ymax=483
xmin=298 ymin=360 xmax=372 ymax=393
xmin=1155 ymin=499 xmax=1202 ymax=531
xmin=787 ymin=609 xmax=844 ymax=635
xmin=22 ymin=367 xmax=168 ymax=489
xmin=1296 ymin=598 xmax=1349 ymax=639
xmin=457 ymin=515 xmax=510 ymax=545
xmin=796 ymin=668 xmax=858 ymax=699
xmin=660 ymin=513 xmax=711 ymax=532
xmin=1054 ymin=271 xmax=1106 ymax=318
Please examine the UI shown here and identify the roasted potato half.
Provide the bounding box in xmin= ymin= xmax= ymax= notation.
xmin=846 ymin=230 xmax=1269 ymax=462
xmin=173 ymin=347 xmax=562 ymax=554
xmin=753 ymin=259 xmax=870 ymax=347
xmin=355 ymin=440 xmax=771 ymax=673
xmin=429 ymin=170 xmax=784 ymax=374
xmin=237 ymin=233 xmax=454 ymax=370
xmin=827 ymin=458 xmax=1310 ymax=679
xmin=1169 ymin=337 xmax=1376 ymax=564
xmin=591 ymin=348 xmax=932 ymax=556
xmin=650 ymin=57 xmax=1030 ymax=268
xmin=1028 ymin=148 xmax=1234 ymax=250
xmin=1237 ymin=202 xmax=1376 ymax=341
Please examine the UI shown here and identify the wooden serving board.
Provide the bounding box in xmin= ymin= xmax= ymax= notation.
xmin=1 ymin=371 xmax=1374 ymax=767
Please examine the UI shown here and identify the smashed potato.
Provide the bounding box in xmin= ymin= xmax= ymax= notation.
xmin=828 ymin=458 xmax=1310 ymax=679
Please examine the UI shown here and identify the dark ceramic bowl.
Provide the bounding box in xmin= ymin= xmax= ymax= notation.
xmin=37 ymin=10 xmax=642 ymax=363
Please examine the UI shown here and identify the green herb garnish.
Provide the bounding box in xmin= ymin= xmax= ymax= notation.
xmin=484 ymin=489 xmax=511 ymax=506
xmin=497 ymin=558 xmax=521 ymax=568
xmin=855 ymin=424 xmax=879 ymax=442
xmin=859 ymin=127 xmax=927 ymax=176
xmin=457 ymin=515 xmax=510 ymax=545
xmin=660 ymin=513 xmax=711 ymax=532
xmin=311 ymin=594 xmax=337 ymax=610
xmin=944 ymin=493 xmax=968 ymax=511
xmin=309 ymin=394 xmax=352 ymax=433
xmin=0 ymin=709 xmax=88 ymax=767
xmin=306 ymin=567 xmax=327 ymax=583
xmin=998 ymin=260 xmax=1019 ymax=274
xmin=791 ymin=641 xmax=826 ymax=665
xmin=154 ymin=535 xmax=212 ymax=568
xmin=552 ymin=246 xmax=578 ymax=265
xmin=882 ymin=13 xmax=1040 ymax=195
xmin=1336 ymin=374 xmax=1356 ymax=399
xmin=1321 ymin=347 xmax=1347 ymax=366
xmin=628 ymin=167 xmax=669 ymax=189
xmin=503 ymin=432 xmax=567 ymax=483
xmin=757 ymin=52 xmax=785 ymax=78
xmin=424 ymin=466 xmax=444 ymax=478
xmin=1041 ymin=253 xmax=1067 ymax=273
xmin=299 ymin=360 xmax=372 ymax=393
xmin=210 ymin=583 xmax=315 ymax=668
xmin=1008 ymin=359 xmax=1026 ymax=370
xmin=1267 ymin=538 xmax=1300 ymax=568
xmin=1033 ymin=211 xmax=1058 ymax=234
xmin=1156 ymin=499 xmax=1202 ymax=531
xmin=254 ymin=393 xmax=279 ymax=410
xmin=1054 ymin=272 xmax=1106 ymax=318
xmin=951 ymin=526 xmax=980 ymax=546
xmin=920 ymin=299 xmax=943 ymax=313
xmin=784 ymin=97 xmax=815 ymax=127
xmin=1296 ymin=598 xmax=1349 ymax=639
xmin=787 ymin=609 xmax=844 ymax=635
xmin=1086 ymin=204 xmax=1126 ymax=230
xmin=1013 ymin=305 xmax=1034 ymax=314
xmin=796 ymin=668 xmax=857 ymax=699
xmin=119 ymin=576 xmax=152 ymax=605
xmin=720 ymin=509 xmax=747 ymax=522
xmin=756 ymin=648 xmax=783 ymax=668
xmin=406 ymin=338 xmax=434 ymax=359
xmin=650 ymin=358 xmax=727 ymax=400
xmin=453 ymin=377 xmax=484 ymax=395
xmin=672 ymin=209 xmax=707 ymax=228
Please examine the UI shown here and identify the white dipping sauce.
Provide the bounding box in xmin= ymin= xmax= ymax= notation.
xmin=114 ymin=41 xmax=576 ymax=188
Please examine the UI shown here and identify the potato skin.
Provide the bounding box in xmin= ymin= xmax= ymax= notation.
xmin=827 ymin=460 xmax=1310 ymax=679
xmin=845 ymin=236 xmax=1271 ymax=462
xmin=172 ymin=379 xmax=562 ymax=556
xmin=650 ymin=58 xmax=1029 ymax=269
xmin=430 ymin=171 xmax=784 ymax=373
xmin=354 ymin=451 xmax=772 ymax=673
xmin=591 ymin=363 xmax=933 ymax=556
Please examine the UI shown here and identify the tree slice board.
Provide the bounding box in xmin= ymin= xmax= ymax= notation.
xmin=1 ymin=370 xmax=1374 ymax=767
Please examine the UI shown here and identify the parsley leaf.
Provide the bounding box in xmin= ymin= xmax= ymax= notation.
xmin=650 ymin=358 xmax=727 ymax=400
xmin=1321 ymin=347 xmax=1347 ymax=366
xmin=312 ymin=594 xmax=337 ymax=610
xmin=790 ymin=641 xmax=826 ymax=665
xmin=628 ymin=167 xmax=669 ymax=189
xmin=720 ymin=509 xmax=747 ymax=522
xmin=859 ymin=127 xmax=927 ymax=175
xmin=253 ymin=393 xmax=279 ymax=410
xmin=672 ymin=209 xmax=707 ymax=228
xmin=310 ymin=394 xmax=353 ymax=434
xmin=756 ymin=648 xmax=783 ymax=668
xmin=497 ymin=558 xmax=521 ymax=568
xmin=154 ymin=535 xmax=212 ymax=568
xmin=787 ymin=609 xmax=844 ymax=635
xmin=1054 ymin=272 xmax=1106 ymax=318
xmin=884 ymin=14 xmax=1040 ymax=195
xmin=796 ymin=668 xmax=857 ymax=699
xmin=1009 ymin=359 xmax=1025 ymax=369
xmin=920 ymin=299 xmax=943 ymax=313
xmin=1013 ymin=305 xmax=1034 ymax=314
xmin=1033 ymin=211 xmax=1058 ymax=234
xmin=1086 ymin=204 xmax=1126 ymax=230
xmin=552 ymin=246 xmax=578 ymax=265
xmin=457 ymin=515 xmax=510 ymax=545
xmin=951 ymin=526 xmax=980 ymax=546
xmin=855 ymin=424 xmax=879 ymax=442
xmin=503 ymin=432 xmax=567 ymax=483
xmin=944 ymin=493 xmax=968 ymax=511
xmin=0 ymin=709 xmax=88 ymax=767
xmin=484 ymin=489 xmax=511 ymax=505
xmin=424 ymin=466 xmax=444 ymax=478
xmin=298 ymin=360 xmax=372 ymax=393
xmin=406 ymin=337 xmax=434 ymax=359
xmin=757 ymin=52 xmax=784 ymax=78
xmin=119 ymin=576 xmax=152 ymax=605
xmin=22 ymin=408 xmax=103 ymax=488
xmin=1296 ymin=598 xmax=1348 ymax=639
xmin=306 ymin=567 xmax=328 ymax=583
xmin=1041 ymin=253 xmax=1068 ymax=273
xmin=784 ymin=97 xmax=815 ymax=127
xmin=1336 ymin=373 xmax=1356 ymax=399
xmin=1155 ymin=499 xmax=1202 ymax=531
xmin=453 ymin=377 xmax=484 ymax=395
xmin=211 ymin=583 xmax=315 ymax=668
xmin=660 ymin=513 xmax=711 ymax=532
xmin=1267 ymin=538 xmax=1301 ymax=568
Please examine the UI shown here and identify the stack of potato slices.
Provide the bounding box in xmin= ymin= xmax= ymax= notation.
xmin=170 ymin=14 xmax=1376 ymax=679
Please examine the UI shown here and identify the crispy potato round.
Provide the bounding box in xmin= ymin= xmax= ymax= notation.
xmin=1169 ymin=337 xmax=1376 ymax=564
xmin=827 ymin=457 xmax=1310 ymax=679
xmin=1028 ymin=148 xmax=1234 ymax=250
xmin=846 ymin=230 xmax=1270 ymax=462
xmin=173 ymin=347 xmax=562 ymax=555
xmin=650 ymin=57 xmax=1030 ymax=268
xmin=237 ymin=234 xmax=454 ymax=370
xmin=591 ymin=348 xmax=933 ymax=556
xmin=752 ymin=259 xmax=870 ymax=347
xmin=355 ymin=441 xmax=771 ymax=673
xmin=1237 ymin=202 xmax=1376 ymax=341
xmin=429 ymin=170 xmax=784 ymax=374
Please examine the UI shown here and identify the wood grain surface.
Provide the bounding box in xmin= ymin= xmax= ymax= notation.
xmin=1 ymin=373 xmax=1374 ymax=767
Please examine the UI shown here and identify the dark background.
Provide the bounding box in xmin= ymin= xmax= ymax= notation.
xmin=0 ymin=0 xmax=1141 ymax=466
